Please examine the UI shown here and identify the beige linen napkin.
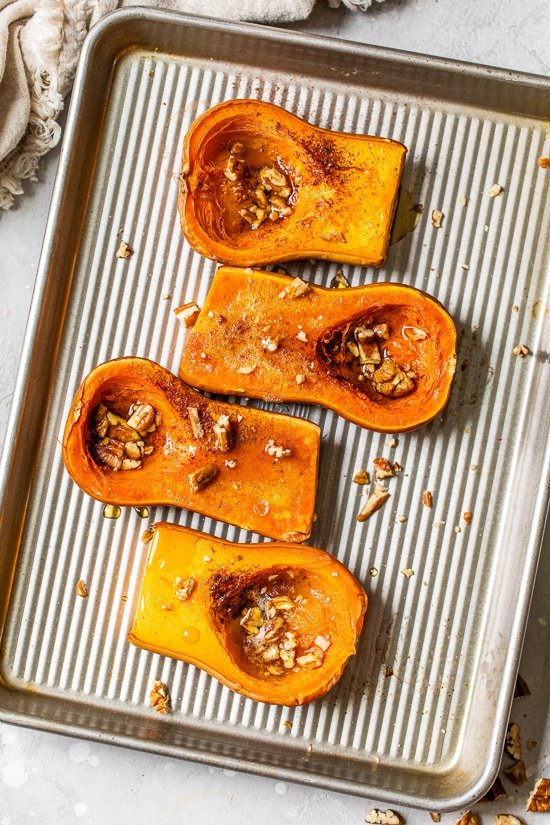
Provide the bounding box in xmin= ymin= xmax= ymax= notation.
xmin=0 ymin=0 xmax=384 ymax=210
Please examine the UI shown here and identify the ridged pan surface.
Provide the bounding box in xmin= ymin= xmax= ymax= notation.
xmin=0 ymin=10 xmax=549 ymax=810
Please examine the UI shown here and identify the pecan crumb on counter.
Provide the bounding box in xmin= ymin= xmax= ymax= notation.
xmin=455 ymin=812 xmax=479 ymax=825
xmin=526 ymin=777 xmax=550 ymax=812
xmin=505 ymin=722 xmax=522 ymax=760
xmin=494 ymin=816 xmax=523 ymax=825
xmin=365 ymin=809 xmax=402 ymax=825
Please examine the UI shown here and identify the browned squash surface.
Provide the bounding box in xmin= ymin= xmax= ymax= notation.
xmin=180 ymin=268 xmax=457 ymax=433
xmin=62 ymin=357 xmax=320 ymax=542
xmin=179 ymin=99 xmax=406 ymax=267
xmin=129 ymin=522 xmax=367 ymax=705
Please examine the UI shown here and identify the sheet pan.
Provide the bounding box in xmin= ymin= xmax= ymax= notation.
xmin=1 ymin=9 xmax=549 ymax=809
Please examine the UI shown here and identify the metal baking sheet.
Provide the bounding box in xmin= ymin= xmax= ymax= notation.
xmin=1 ymin=8 xmax=549 ymax=810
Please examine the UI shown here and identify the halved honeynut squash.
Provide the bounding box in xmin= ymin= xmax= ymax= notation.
xmin=179 ymin=99 xmax=406 ymax=267
xmin=62 ymin=357 xmax=320 ymax=542
xmin=179 ymin=268 xmax=457 ymax=433
xmin=129 ymin=522 xmax=367 ymax=706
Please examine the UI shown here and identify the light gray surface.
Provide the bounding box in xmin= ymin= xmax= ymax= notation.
xmin=0 ymin=1 xmax=549 ymax=822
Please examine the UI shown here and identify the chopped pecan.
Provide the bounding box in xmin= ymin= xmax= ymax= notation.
xmin=353 ymin=468 xmax=370 ymax=485
xmin=213 ymin=414 xmax=232 ymax=452
xmin=493 ymin=816 xmax=522 ymax=825
xmin=431 ymin=209 xmax=444 ymax=228
xmin=423 ymin=490 xmax=433 ymax=508
xmin=373 ymin=457 xmax=394 ymax=480
xmin=505 ymin=722 xmax=521 ymax=760
xmin=365 ymin=810 xmax=402 ymax=825
xmin=94 ymin=438 xmax=125 ymax=470
xmin=188 ymin=464 xmax=218 ymax=493
xmin=283 ymin=277 xmax=310 ymax=299
xmin=127 ymin=403 xmax=156 ymax=436
xmin=175 ymin=577 xmax=195 ymax=601
xmin=149 ymin=680 xmax=171 ymax=714
xmin=512 ymin=344 xmax=529 ymax=357
xmin=526 ymin=777 xmax=550 ymax=812
xmin=187 ymin=406 xmax=204 ymax=439
xmin=116 ymin=240 xmax=133 ymax=258
xmin=357 ymin=484 xmax=390 ymax=522
xmin=265 ymin=439 xmax=291 ymax=459
xmin=372 ymin=358 xmax=415 ymax=397
xmin=75 ymin=580 xmax=88 ymax=598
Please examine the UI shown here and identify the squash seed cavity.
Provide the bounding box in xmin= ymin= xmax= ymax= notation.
xmin=92 ymin=401 xmax=159 ymax=471
xmin=223 ymin=144 xmax=295 ymax=231
xmin=238 ymin=582 xmax=330 ymax=677
xmin=318 ymin=319 xmax=422 ymax=399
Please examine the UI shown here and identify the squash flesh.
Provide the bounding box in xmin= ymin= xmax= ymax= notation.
xmin=128 ymin=523 xmax=367 ymax=705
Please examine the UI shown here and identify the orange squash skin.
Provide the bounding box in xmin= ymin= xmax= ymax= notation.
xmin=180 ymin=268 xmax=457 ymax=433
xmin=129 ymin=522 xmax=368 ymax=705
xmin=179 ymin=99 xmax=406 ymax=267
xmin=62 ymin=357 xmax=320 ymax=542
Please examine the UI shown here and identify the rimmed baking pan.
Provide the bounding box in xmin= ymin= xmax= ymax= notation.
xmin=0 ymin=8 xmax=549 ymax=810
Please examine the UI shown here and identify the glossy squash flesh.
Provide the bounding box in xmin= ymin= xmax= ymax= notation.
xmin=129 ymin=522 xmax=367 ymax=705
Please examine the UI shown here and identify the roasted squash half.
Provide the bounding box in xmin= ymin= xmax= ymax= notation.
xmin=62 ymin=357 xmax=320 ymax=542
xmin=180 ymin=268 xmax=457 ymax=433
xmin=129 ymin=522 xmax=367 ymax=705
xmin=179 ymin=99 xmax=406 ymax=267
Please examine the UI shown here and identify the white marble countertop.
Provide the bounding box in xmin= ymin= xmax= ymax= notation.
xmin=1 ymin=1 xmax=549 ymax=822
